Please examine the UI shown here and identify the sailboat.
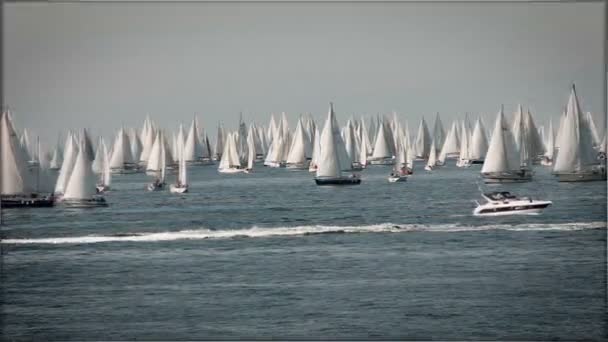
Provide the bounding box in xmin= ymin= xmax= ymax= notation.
xmin=308 ymin=127 xmax=321 ymax=172
xmin=456 ymin=116 xmax=472 ymax=167
xmin=540 ymin=120 xmax=555 ymax=166
xmin=147 ymin=137 xmax=166 ymax=191
xmin=96 ymin=138 xmax=111 ymax=193
xmin=0 ymin=111 xmax=54 ymax=207
xmin=388 ymin=138 xmax=410 ymax=182
xmin=61 ymin=132 xmax=107 ymax=207
xmin=481 ymin=106 xmax=533 ymax=183
xmin=425 ymin=140 xmax=438 ymax=171
xmin=285 ymin=117 xmax=312 ymax=170
xmin=369 ymin=118 xmax=394 ymax=165
xmin=244 ymin=127 xmax=257 ymax=173
xmin=468 ymin=117 xmax=489 ymax=164
xmin=170 ymin=138 xmax=188 ymax=193
xmin=314 ymin=103 xmax=361 ymax=185
xmin=553 ymin=85 xmax=606 ymax=182
xmin=437 ymin=121 xmax=461 ymax=165
xmin=109 ymin=127 xmax=138 ymax=174
xmin=218 ymin=132 xmax=246 ymax=173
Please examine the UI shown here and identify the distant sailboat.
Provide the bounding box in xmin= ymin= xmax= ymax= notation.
xmin=389 ymin=137 xmax=410 ymax=182
xmin=481 ymin=106 xmax=533 ymax=183
xmin=109 ymin=127 xmax=138 ymax=174
xmin=468 ymin=117 xmax=489 ymax=164
xmin=61 ymin=131 xmax=107 ymax=207
xmin=552 ymin=85 xmax=606 ymax=181
xmin=285 ymin=117 xmax=312 ymax=170
xmin=369 ymin=118 xmax=394 ymax=165
xmin=170 ymin=138 xmax=188 ymax=193
xmin=314 ymin=103 xmax=361 ymax=185
xmin=425 ymin=140 xmax=438 ymax=171
xmin=540 ymin=120 xmax=555 ymax=166
xmin=0 ymin=111 xmax=54 ymax=207
xmin=218 ymin=132 xmax=246 ymax=173
xmin=437 ymin=120 xmax=461 ymax=165
xmin=96 ymin=138 xmax=111 ymax=193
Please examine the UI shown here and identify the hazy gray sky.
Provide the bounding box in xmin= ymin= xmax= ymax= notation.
xmin=4 ymin=1 xmax=606 ymax=144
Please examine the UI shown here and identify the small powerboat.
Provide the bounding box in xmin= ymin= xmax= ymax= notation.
xmin=388 ymin=167 xmax=412 ymax=183
xmin=473 ymin=191 xmax=552 ymax=216
xmin=315 ymin=173 xmax=361 ymax=186
xmin=96 ymin=184 xmax=110 ymax=194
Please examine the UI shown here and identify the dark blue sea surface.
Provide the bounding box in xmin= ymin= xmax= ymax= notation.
xmin=1 ymin=163 xmax=606 ymax=340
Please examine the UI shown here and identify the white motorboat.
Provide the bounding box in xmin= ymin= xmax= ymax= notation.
xmin=473 ymin=191 xmax=552 ymax=216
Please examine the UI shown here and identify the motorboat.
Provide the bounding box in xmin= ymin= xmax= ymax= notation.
xmin=62 ymin=196 xmax=108 ymax=208
xmin=315 ymin=173 xmax=361 ymax=186
xmin=147 ymin=179 xmax=165 ymax=191
xmin=473 ymin=191 xmax=551 ymax=216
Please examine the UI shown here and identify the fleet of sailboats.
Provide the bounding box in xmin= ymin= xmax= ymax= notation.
xmin=1 ymin=83 xmax=605 ymax=210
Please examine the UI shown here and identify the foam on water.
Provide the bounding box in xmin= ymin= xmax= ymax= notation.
xmin=2 ymin=221 xmax=605 ymax=245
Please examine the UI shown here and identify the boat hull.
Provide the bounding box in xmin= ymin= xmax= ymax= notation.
xmin=474 ymin=202 xmax=551 ymax=216
xmin=554 ymin=172 xmax=607 ymax=182
xmin=0 ymin=195 xmax=54 ymax=208
xmin=218 ymin=168 xmax=246 ymax=174
xmin=481 ymin=171 xmax=533 ymax=183
xmin=169 ymin=185 xmax=189 ymax=193
xmin=61 ymin=197 xmax=107 ymax=208
xmin=369 ymin=159 xmax=394 ymax=165
xmin=147 ymin=183 xmax=165 ymax=191
xmin=314 ymin=177 xmax=361 ymax=186
xmin=96 ymin=185 xmax=110 ymax=194
xmin=388 ymin=176 xmax=407 ymax=183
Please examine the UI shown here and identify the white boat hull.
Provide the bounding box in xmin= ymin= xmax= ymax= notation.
xmin=147 ymin=182 xmax=165 ymax=191
xmin=218 ymin=168 xmax=245 ymax=174
xmin=169 ymin=185 xmax=188 ymax=193
xmin=388 ymin=175 xmax=407 ymax=183
xmin=61 ymin=197 xmax=108 ymax=208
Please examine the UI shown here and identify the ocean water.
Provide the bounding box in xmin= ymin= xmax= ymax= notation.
xmin=1 ymin=163 xmax=606 ymax=340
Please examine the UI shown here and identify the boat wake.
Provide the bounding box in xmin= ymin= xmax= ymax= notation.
xmin=2 ymin=221 xmax=605 ymax=245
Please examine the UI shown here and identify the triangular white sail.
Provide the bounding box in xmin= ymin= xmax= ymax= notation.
xmin=414 ymin=117 xmax=432 ymax=159
xmin=553 ymin=85 xmax=599 ymax=173
xmin=1 ymin=111 xmax=34 ymax=195
xmin=586 ymin=111 xmax=601 ymax=147
xmin=184 ymin=118 xmax=203 ymax=162
xmin=371 ymin=119 xmax=393 ymax=160
xmin=438 ymin=121 xmax=461 ymax=164
xmin=54 ymin=133 xmax=79 ymax=195
xmin=99 ymin=139 xmax=111 ymax=187
xmin=63 ymin=135 xmax=97 ymax=200
xmin=427 ymin=140 xmax=437 ymax=168
xmin=469 ymin=117 xmax=489 ymax=161
xmin=109 ymin=127 xmax=134 ymax=169
xmin=316 ymin=103 xmax=342 ymax=178
xmin=432 ymin=113 xmax=445 ymax=152
xmin=286 ymin=117 xmax=311 ymax=166
xmin=481 ymin=107 xmax=521 ymax=174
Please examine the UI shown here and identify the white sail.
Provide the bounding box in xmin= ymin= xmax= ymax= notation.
xmin=0 ymin=111 xmax=34 ymax=195
xmin=457 ymin=117 xmax=471 ymax=165
xmin=130 ymin=128 xmax=142 ymax=161
xmin=176 ymin=137 xmax=187 ymax=185
xmin=438 ymin=121 xmax=461 ymax=163
xmin=246 ymin=128 xmax=256 ymax=170
xmin=286 ymin=118 xmax=311 ymax=166
xmin=54 ymin=133 xmax=79 ymax=195
xmin=342 ymin=119 xmax=358 ymax=165
xmin=553 ymin=85 xmax=599 ymax=173
xmin=184 ymin=118 xmax=203 ymax=161
xmin=309 ymin=127 xmax=321 ymax=171
xmin=218 ymin=132 xmax=242 ymax=171
xmin=481 ymin=107 xmax=521 ymax=174
xmin=469 ymin=117 xmax=489 ymax=161
xmin=427 ymin=140 xmax=437 ymax=167
xmin=316 ymin=103 xmax=342 ymax=178
xmin=432 ymin=113 xmax=445 ymax=152
xmin=585 ymin=112 xmax=601 ymax=147
xmin=414 ymin=117 xmax=432 ymax=159
xmin=92 ymin=137 xmax=105 ymax=174
xmin=139 ymin=125 xmax=156 ymax=163
xmin=100 ymin=139 xmax=111 ymax=187
xmin=63 ymin=136 xmax=97 ymax=200
xmin=371 ymin=119 xmax=392 ymax=160
xmin=49 ymin=145 xmax=63 ymax=169
xmin=109 ymin=128 xmax=134 ymax=168
xmin=543 ymin=120 xmax=555 ymax=159
xmin=212 ymin=124 xmax=225 ymax=160
xmin=147 ymin=131 xmax=171 ymax=173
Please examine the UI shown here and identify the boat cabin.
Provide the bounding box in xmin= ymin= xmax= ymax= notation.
xmin=483 ymin=192 xmax=518 ymax=201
